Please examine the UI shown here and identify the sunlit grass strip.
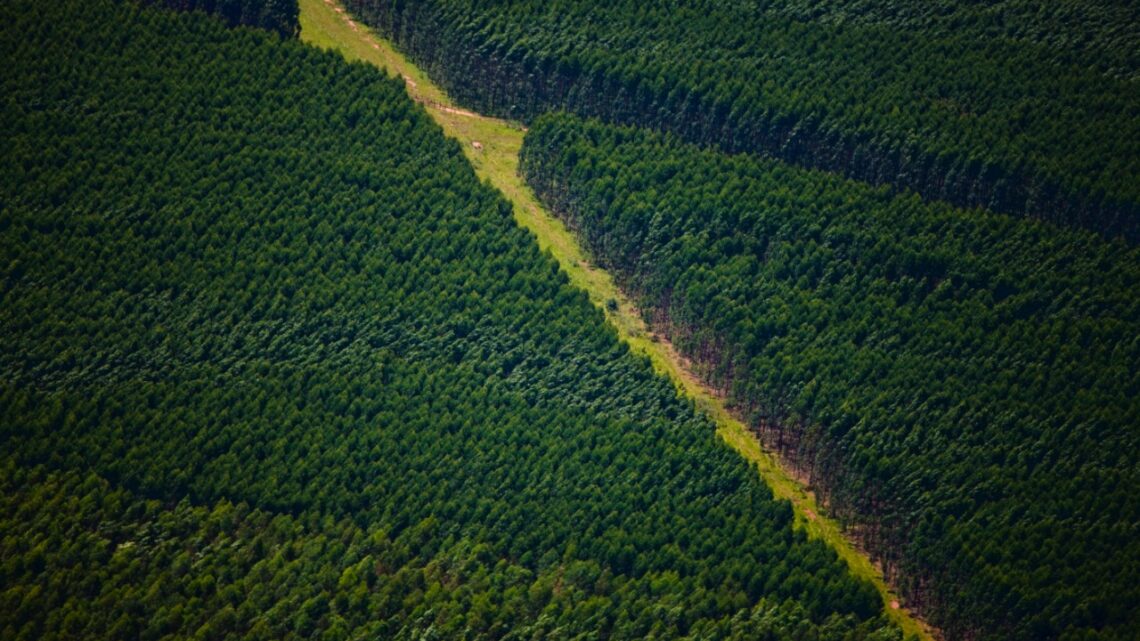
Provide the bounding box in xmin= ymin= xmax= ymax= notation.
xmin=298 ymin=0 xmax=935 ymax=637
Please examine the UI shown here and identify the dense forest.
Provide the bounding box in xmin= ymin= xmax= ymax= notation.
xmin=0 ymin=1 xmax=902 ymax=639
xmin=521 ymin=113 xmax=1140 ymax=641
xmin=138 ymin=0 xmax=299 ymax=37
xmin=339 ymin=0 xmax=1140 ymax=242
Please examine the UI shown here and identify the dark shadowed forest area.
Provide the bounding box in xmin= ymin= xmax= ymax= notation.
xmin=343 ymin=0 xmax=1140 ymax=242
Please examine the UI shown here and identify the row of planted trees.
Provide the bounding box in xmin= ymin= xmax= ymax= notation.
xmin=0 ymin=2 xmax=901 ymax=639
xmin=138 ymin=0 xmax=299 ymax=37
xmin=341 ymin=0 xmax=1139 ymax=242
xmin=521 ymin=113 xmax=1140 ymax=641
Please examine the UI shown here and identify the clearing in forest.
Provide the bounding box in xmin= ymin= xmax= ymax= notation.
xmin=298 ymin=0 xmax=936 ymax=639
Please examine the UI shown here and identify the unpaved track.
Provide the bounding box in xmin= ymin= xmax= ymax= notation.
xmin=299 ymin=1 xmax=937 ymax=638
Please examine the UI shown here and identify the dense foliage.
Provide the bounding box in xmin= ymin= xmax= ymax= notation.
xmin=1 ymin=463 xmax=894 ymax=641
xmin=0 ymin=1 xmax=900 ymax=639
xmin=139 ymin=0 xmax=299 ymax=37
xmin=340 ymin=0 xmax=1140 ymax=242
xmin=764 ymin=0 xmax=1138 ymax=81
xmin=521 ymin=113 xmax=1140 ymax=641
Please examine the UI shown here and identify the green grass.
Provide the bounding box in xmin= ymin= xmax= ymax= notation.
xmin=298 ymin=1 xmax=935 ymax=638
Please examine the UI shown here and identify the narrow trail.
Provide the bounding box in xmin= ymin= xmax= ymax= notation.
xmin=299 ymin=1 xmax=937 ymax=638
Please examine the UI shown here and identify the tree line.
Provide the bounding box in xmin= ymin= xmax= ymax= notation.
xmin=0 ymin=1 xmax=902 ymax=639
xmin=520 ymin=113 xmax=1140 ymax=641
xmin=338 ymin=0 xmax=1140 ymax=242
xmin=138 ymin=0 xmax=299 ymax=37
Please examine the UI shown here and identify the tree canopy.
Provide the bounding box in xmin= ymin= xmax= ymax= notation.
xmin=521 ymin=113 xmax=1140 ymax=641
xmin=0 ymin=1 xmax=900 ymax=639
xmin=140 ymin=0 xmax=299 ymax=37
xmin=341 ymin=0 xmax=1140 ymax=241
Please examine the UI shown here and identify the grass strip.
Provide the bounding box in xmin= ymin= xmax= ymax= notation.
xmin=299 ymin=1 xmax=936 ymax=637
